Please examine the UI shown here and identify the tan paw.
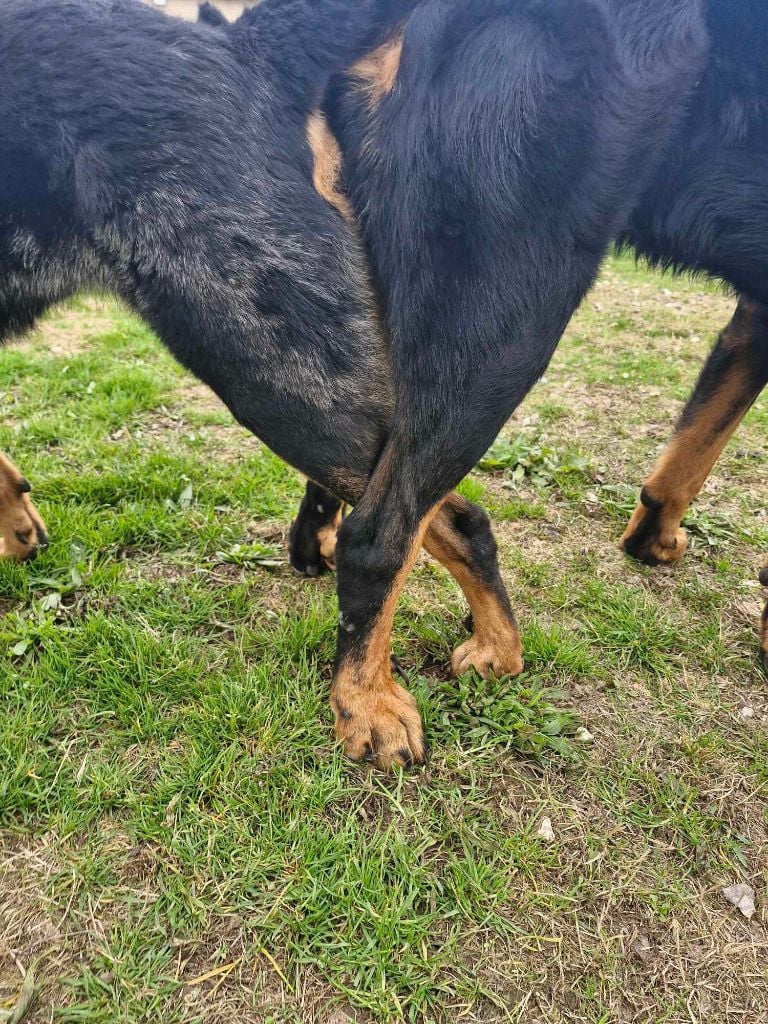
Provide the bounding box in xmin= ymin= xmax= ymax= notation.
xmin=621 ymin=501 xmax=687 ymax=566
xmin=451 ymin=633 xmax=523 ymax=679
xmin=0 ymin=492 xmax=49 ymax=561
xmin=316 ymin=520 xmax=339 ymax=571
xmin=332 ymin=676 xmax=426 ymax=771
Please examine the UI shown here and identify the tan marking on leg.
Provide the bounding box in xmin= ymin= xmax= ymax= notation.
xmin=0 ymin=452 xmax=47 ymax=561
xmin=622 ymin=302 xmax=766 ymax=564
xmin=332 ymin=504 xmax=440 ymax=770
xmin=425 ymin=499 xmax=523 ymax=678
xmin=350 ymin=33 xmax=404 ymax=109
xmin=316 ymin=505 xmax=344 ymax=570
xmin=306 ymin=111 xmax=355 ymax=223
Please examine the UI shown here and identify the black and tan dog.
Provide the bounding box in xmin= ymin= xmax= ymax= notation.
xmin=292 ymin=0 xmax=768 ymax=683
xmin=617 ymin=1 xmax=768 ymax=670
xmin=0 ymin=0 xmax=713 ymax=768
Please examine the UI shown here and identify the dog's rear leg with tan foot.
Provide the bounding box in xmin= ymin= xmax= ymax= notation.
xmin=425 ymin=493 xmax=522 ymax=679
xmin=0 ymin=453 xmax=48 ymax=561
xmin=622 ymin=298 xmax=768 ymax=565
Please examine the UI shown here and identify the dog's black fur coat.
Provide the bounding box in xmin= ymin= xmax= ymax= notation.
xmin=0 ymin=0 xmax=424 ymax=500
xmin=323 ymin=0 xmax=708 ymax=506
xmin=4 ymin=0 xmax=737 ymax=763
xmin=622 ymin=0 xmax=768 ymax=307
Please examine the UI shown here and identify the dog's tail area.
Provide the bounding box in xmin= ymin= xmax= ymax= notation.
xmin=230 ymin=0 xmax=422 ymax=102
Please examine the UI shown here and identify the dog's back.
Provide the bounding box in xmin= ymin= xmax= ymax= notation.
xmin=0 ymin=0 xmax=407 ymax=491
xmin=621 ymin=0 xmax=768 ymax=301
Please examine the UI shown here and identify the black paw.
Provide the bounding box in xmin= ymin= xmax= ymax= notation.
xmin=289 ymin=547 xmax=324 ymax=578
xmin=390 ymin=654 xmax=409 ymax=683
xmin=289 ymin=484 xmax=343 ymax=578
xmin=289 ymin=508 xmax=327 ymax=577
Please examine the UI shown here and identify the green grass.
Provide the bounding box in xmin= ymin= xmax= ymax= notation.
xmin=1 ymin=262 xmax=767 ymax=1024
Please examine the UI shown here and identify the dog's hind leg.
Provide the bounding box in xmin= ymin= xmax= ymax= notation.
xmin=622 ymin=298 xmax=768 ymax=565
xmin=292 ymin=479 xmax=523 ymax=676
xmin=425 ymin=494 xmax=522 ymax=679
xmin=0 ymin=452 xmax=48 ymax=560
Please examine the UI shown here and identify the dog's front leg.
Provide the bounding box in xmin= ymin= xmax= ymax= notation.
xmin=622 ymin=298 xmax=768 ymax=566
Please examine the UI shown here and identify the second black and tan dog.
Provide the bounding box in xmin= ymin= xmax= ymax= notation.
xmin=617 ymin=1 xmax=768 ymax=671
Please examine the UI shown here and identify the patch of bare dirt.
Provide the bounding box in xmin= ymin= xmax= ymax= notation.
xmin=0 ymin=838 xmax=68 ymax=1022
xmin=18 ymin=298 xmax=118 ymax=358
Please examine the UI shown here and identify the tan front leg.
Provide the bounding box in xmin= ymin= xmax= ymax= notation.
xmin=332 ymin=505 xmax=439 ymax=771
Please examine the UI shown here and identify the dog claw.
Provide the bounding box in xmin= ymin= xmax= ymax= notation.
xmin=390 ymin=654 xmax=409 ymax=683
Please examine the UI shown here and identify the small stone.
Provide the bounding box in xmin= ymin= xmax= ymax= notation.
xmin=575 ymin=726 xmax=594 ymax=744
xmin=632 ymin=934 xmax=653 ymax=964
xmin=537 ymin=817 xmax=555 ymax=841
xmin=722 ymin=882 xmax=757 ymax=920
xmin=739 ymin=706 xmax=755 ymax=721
xmin=327 ymin=1011 xmax=355 ymax=1024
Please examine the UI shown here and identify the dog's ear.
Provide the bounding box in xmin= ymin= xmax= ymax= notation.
xmin=198 ymin=2 xmax=228 ymax=28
